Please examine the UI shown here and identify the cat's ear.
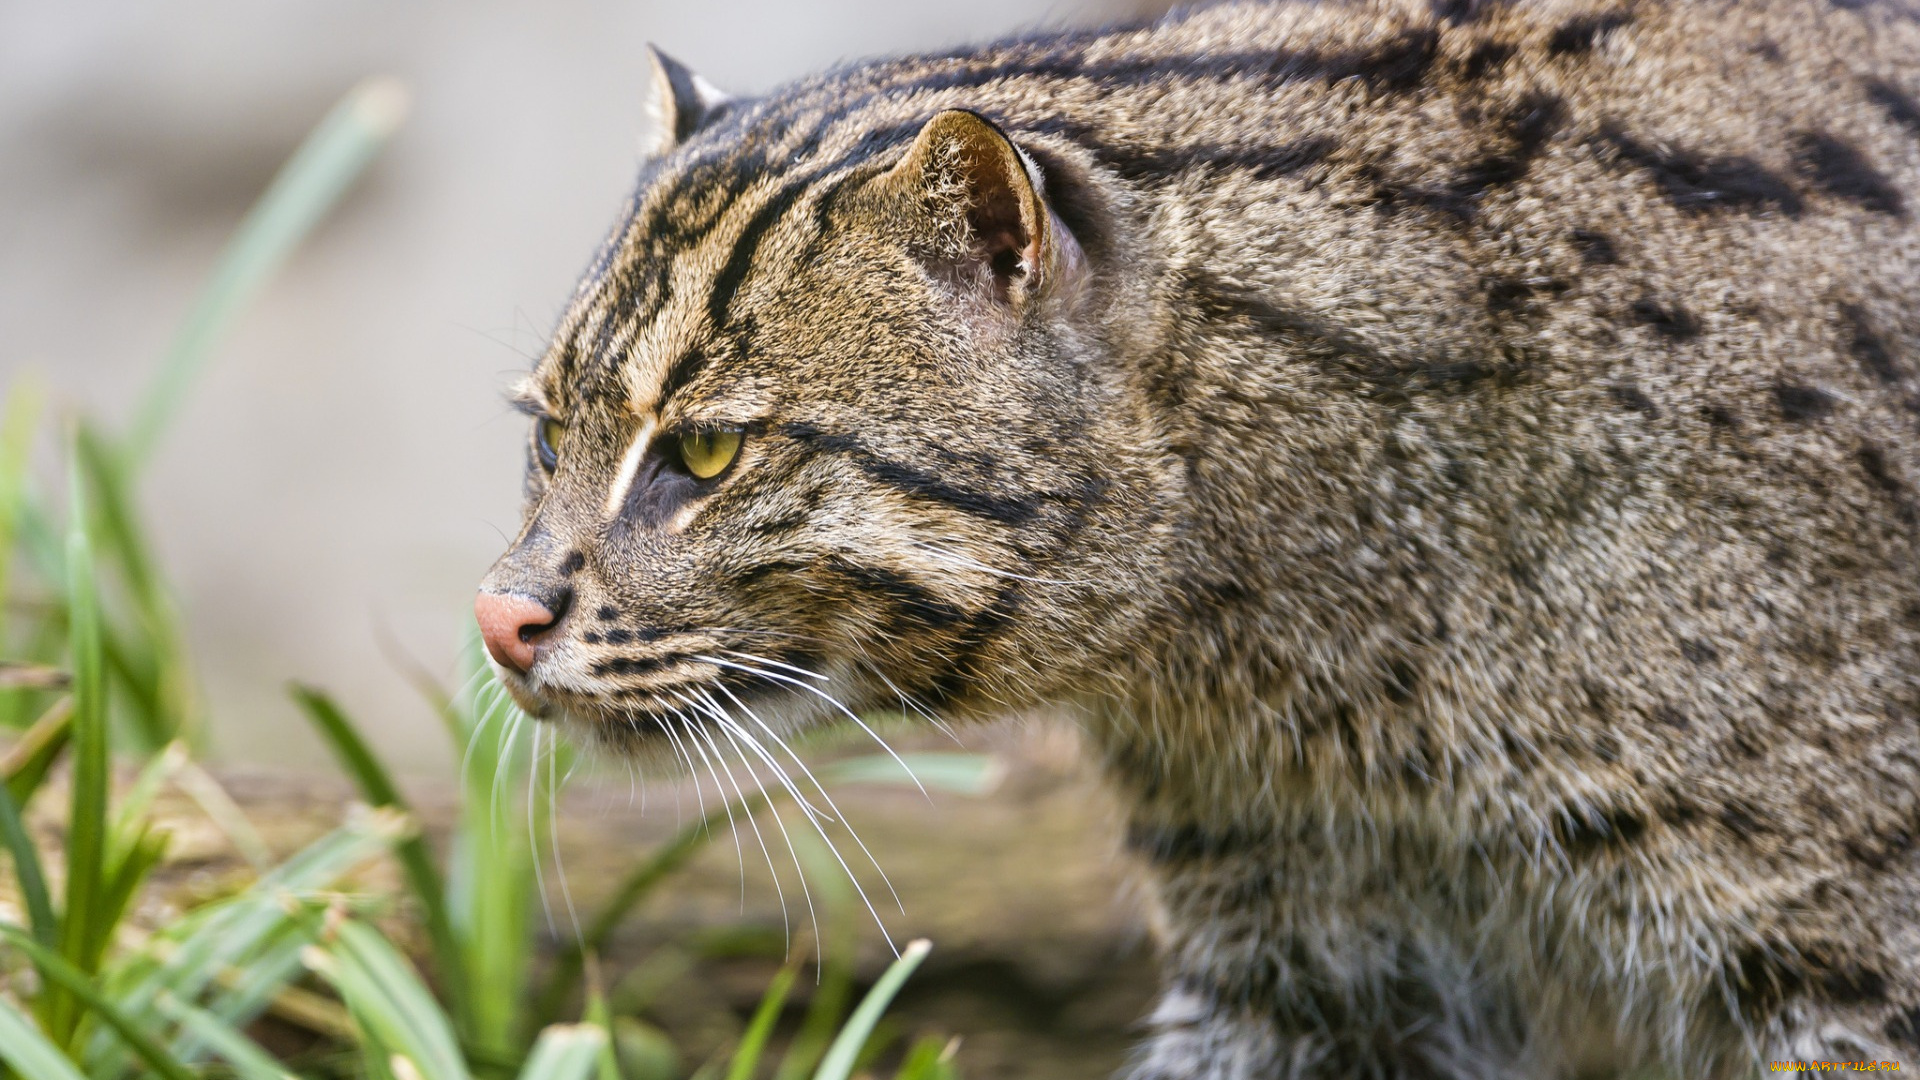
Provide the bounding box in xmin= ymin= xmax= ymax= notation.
xmin=646 ymin=45 xmax=734 ymax=154
xmin=882 ymin=109 xmax=1085 ymax=311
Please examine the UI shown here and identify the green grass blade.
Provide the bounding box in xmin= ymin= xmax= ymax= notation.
xmin=126 ymin=77 xmax=409 ymax=463
xmin=0 ymin=772 xmax=56 ymax=947
xmin=513 ymin=1026 xmax=608 ymax=1080
xmin=291 ymin=684 xmax=468 ymax=1033
xmin=0 ymin=379 xmax=44 ymax=647
xmin=811 ymin=939 xmax=932 ymax=1080
xmin=893 ymin=1036 xmax=959 ymax=1080
xmin=773 ymin=834 xmax=856 ymax=1080
xmin=50 ymin=449 xmax=110 ymax=1045
xmin=153 ymin=994 xmax=298 ymax=1080
xmin=88 ymin=809 xmax=404 ymax=1076
xmin=3 ymin=698 xmax=73 ymax=808
xmin=580 ymin=965 xmax=622 ymax=1080
xmin=447 ymin=662 xmax=536 ymax=1061
xmin=2 ymin=926 xmax=199 ymax=1080
xmin=724 ymin=963 xmax=798 ymax=1080
xmin=0 ymin=994 xmax=88 ymax=1080
xmin=110 ymin=742 xmax=183 ymax=855
xmin=96 ymin=826 xmax=170 ymax=954
xmin=305 ymin=920 xmax=471 ymax=1080
xmin=74 ymin=425 xmax=191 ymax=749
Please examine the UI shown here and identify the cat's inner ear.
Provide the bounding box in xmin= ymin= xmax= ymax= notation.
xmin=884 ymin=109 xmax=1083 ymax=308
xmin=646 ymin=45 xmax=734 ymax=154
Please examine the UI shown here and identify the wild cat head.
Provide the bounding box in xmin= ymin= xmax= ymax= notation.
xmin=475 ymin=50 xmax=1171 ymax=756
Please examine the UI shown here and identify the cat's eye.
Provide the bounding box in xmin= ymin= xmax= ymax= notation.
xmin=676 ymin=429 xmax=743 ymax=480
xmin=535 ymin=417 xmax=565 ymax=472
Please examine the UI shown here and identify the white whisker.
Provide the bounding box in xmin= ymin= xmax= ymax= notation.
xmin=701 ymin=654 xmax=930 ymax=804
xmin=723 ymin=650 xmax=829 ymax=682
xmin=699 ymin=666 xmax=906 ymax=931
xmin=678 ymin=708 xmax=748 ymax=906
xmin=529 ymin=725 xmax=557 ymax=937
xmin=695 ymin=688 xmax=820 ymax=965
xmin=547 ymin=728 xmax=583 ymax=949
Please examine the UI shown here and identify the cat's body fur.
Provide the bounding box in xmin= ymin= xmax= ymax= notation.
xmin=477 ymin=1 xmax=1920 ymax=1075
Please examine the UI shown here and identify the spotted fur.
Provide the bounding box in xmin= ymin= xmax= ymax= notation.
xmin=479 ymin=1 xmax=1920 ymax=1075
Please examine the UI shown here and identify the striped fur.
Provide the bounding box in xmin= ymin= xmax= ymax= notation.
xmin=479 ymin=1 xmax=1920 ymax=1076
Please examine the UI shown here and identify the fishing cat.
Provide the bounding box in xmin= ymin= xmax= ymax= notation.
xmin=474 ymin=0 xmax=1920 ymax=1075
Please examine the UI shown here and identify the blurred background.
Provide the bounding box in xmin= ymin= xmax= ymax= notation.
xmin=0 ymin=0 xmax=1154 ymax=773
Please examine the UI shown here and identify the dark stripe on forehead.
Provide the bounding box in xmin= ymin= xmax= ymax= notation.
xmin=705 ymin=179 xmax=814 ymax=332
xmin=780 ymin=422 xmax=1043 ymax=525
xmin=651 ymin=172 xmax=847 ymax=407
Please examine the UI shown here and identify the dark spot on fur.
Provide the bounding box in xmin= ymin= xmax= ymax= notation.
xmin=1860 ymin=445 xmax=1919 ymax=524
xmin=1680 ymin=639 xmax=1718 ymax=664
xmin=1570 ymin=228 xmax=1618 ymax=264
xmin=1847 ymin=821 xmax=1917 ymax=870
xmin=1858 ymin=443 xmax=1905 ymax=497
xmin=1866 ymin=78 xmax=1920 ymax=138
xmin=1608 ymin=384 xmax=1660 ymax=416
xmin=1181 ymin=576 xmax=1256 ymax=608
xmin=1652 ymin=704 xmax=1691 ymax=728
xmin=1485 ymin=276 xmax=1534 ymax=314
xmin=1125 ymin=821 xmax=1258 ymax=864
xmin=1580 ymin=676 xmax=1611 ymax=716
xmin=1659 ymin=794 xmax=1705 ymax=826
xmin=1628 ymin=296 xmax=1700 ymax=340
xmin=1461 ymin=39 xmax=1516 ymax=79
xmin=1749 ymin=39 xmax=1784 ymax=62
xmin=1555 ymin=803 xmax=1648 ymax=853
xmin=1718 ymin=802 xmax=1768 ymax=840
xmin=590 ymin=654 xmax=682 ymax=678
xmin=1383 ymin=658 xmax=1421 ymax=703
xmin=602 ymin=628 xmax=633 ymax=645
xmin=1601 ymin=129 xmax=1804 ymax=216
xmin=1819 ymin=962 xmax=1891 ymax=1004
xmin=596 ymin=605 xmax=620 ymax=622
xmin=559 ymin=551 xmax=585 ymax=577
xmin=1464 ymin=92 xmax=1566 ymax=189
xmin=1775 ymin=383 xmax=1837 ymax=421
xmin=1841 ymin=304 xmax=1903 ymax=382
xmin=1430 ymin=0 xmax=1504 ymax=24
xmin=1701 ymin=403 xmax=1739 ymax=428
xmin=1547 ymin=11 xmax=1631 ymax=55
xmin=1358 ymin=28 xmax=1440 ymax=92
xmin=1729 ymin=944 xmax=1806 ymax=1017
xmin=1791 ymin=131 xmax=1905 ymax=216
xmin=582 ymin=631 xmax=602 ymax=645
xmin=1886 ymin=1008 xmax=1920 ymax=1049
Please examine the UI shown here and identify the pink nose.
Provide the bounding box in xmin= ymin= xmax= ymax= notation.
xmin=475 ymin=591 xmax=561 ymax=674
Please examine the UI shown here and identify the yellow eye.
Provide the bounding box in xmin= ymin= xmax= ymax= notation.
xmin=536 ymin=417 xmax=565 ymax=471
xmin=677 ymin=429 xmax=743 ymax=480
